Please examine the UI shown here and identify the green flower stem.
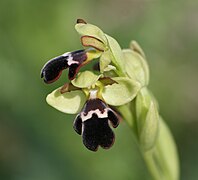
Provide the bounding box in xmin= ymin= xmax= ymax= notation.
xmin=118 ymin=104 xmax=163 ymax=180
xmin=142 ymin=118 xmax=179 ymax=180
xmin=118 ymin=106 xmax=179 ymax=180
xmin=117 ymin=104 xmax=138 ymax=137
xmin=143 ymin=150 xmax=163 ymax=180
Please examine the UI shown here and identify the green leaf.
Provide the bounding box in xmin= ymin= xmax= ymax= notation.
xmin=136 ymin=87 xmax=159 ymax=151
xmin=102 ymin=77 xmax=141 ymax=106
xmin=71 ymin=71 xmax=101 ymax=88
xmin=46 ymin=88 xmax=86 ymax=114
xmin=105 ymin=34 xmax=125 ymax=74
xmin=75 ymin=23 xmax=107 ymax=45
xmin=122 ymin=49 xmax=149 ymax=86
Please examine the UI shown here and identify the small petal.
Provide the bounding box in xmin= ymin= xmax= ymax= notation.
xmin=81 ymin=36 xmax=106 ymax=51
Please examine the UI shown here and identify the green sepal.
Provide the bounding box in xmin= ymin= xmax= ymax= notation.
xmin=46 ymin=88 xmax=86 ymax=114
xmin=71 ymin=71 xmax=101 ymax=88
xmin=105 ymin=34 xmax=125 ymax=74
xmin=99 ymin=50 xmax=112 ymax=72
xmin=136 ymin=87 xmax=159 ymax=151
xmin=102 ymin=77 xmax=141 ymax=106
xmin=122 ymin=49 xmax=149 ymax=86
xmin=75 ymin=23 xmax=107 ymax=45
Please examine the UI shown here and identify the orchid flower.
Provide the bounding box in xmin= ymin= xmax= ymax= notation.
xmin=41 ymin=19 xmax=179 ymax=180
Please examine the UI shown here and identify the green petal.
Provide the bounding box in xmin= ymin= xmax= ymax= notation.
xmin=122 ymin=49 xmax=149 ymax=86
xmin=136 ymin=87 xmax=159 ymax=151
xmin=75 ymin=23 xmax=107 ymax=45
xmin=102 ymin=77 xmax=141 ymax=106
xmin=46 ymin=88 xmax=86 ymax=114
xmin=71 ymin=71 xmax=101 ymax=88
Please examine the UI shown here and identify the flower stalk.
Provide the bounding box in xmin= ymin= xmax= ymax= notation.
xmin=41 ymin=19 xmax=179 ymax=180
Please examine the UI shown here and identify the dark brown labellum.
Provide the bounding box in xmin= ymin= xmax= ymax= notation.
xmin=73 ymin=98 xmax=119 ymax=151
xmin=41 ymin=50 xmax=87 ymax=83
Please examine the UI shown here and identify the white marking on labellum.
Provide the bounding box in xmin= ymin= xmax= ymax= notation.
xmin=62 ymin=52 xmax=79 ymax=65
xmin=89 ymin=89 xmax=98 ymax=99
xmin=66 ymin=53 xmax=79 ymax=66
xmin=81 ymin=108 xmax=109 ymax=122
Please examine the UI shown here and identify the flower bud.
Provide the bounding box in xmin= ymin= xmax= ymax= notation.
xmin=122 ymin=48 xmax=149 ymax=86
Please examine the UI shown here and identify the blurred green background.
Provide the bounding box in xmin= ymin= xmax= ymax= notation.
xmin=0 ymin=0 xmax=197 ymax=179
